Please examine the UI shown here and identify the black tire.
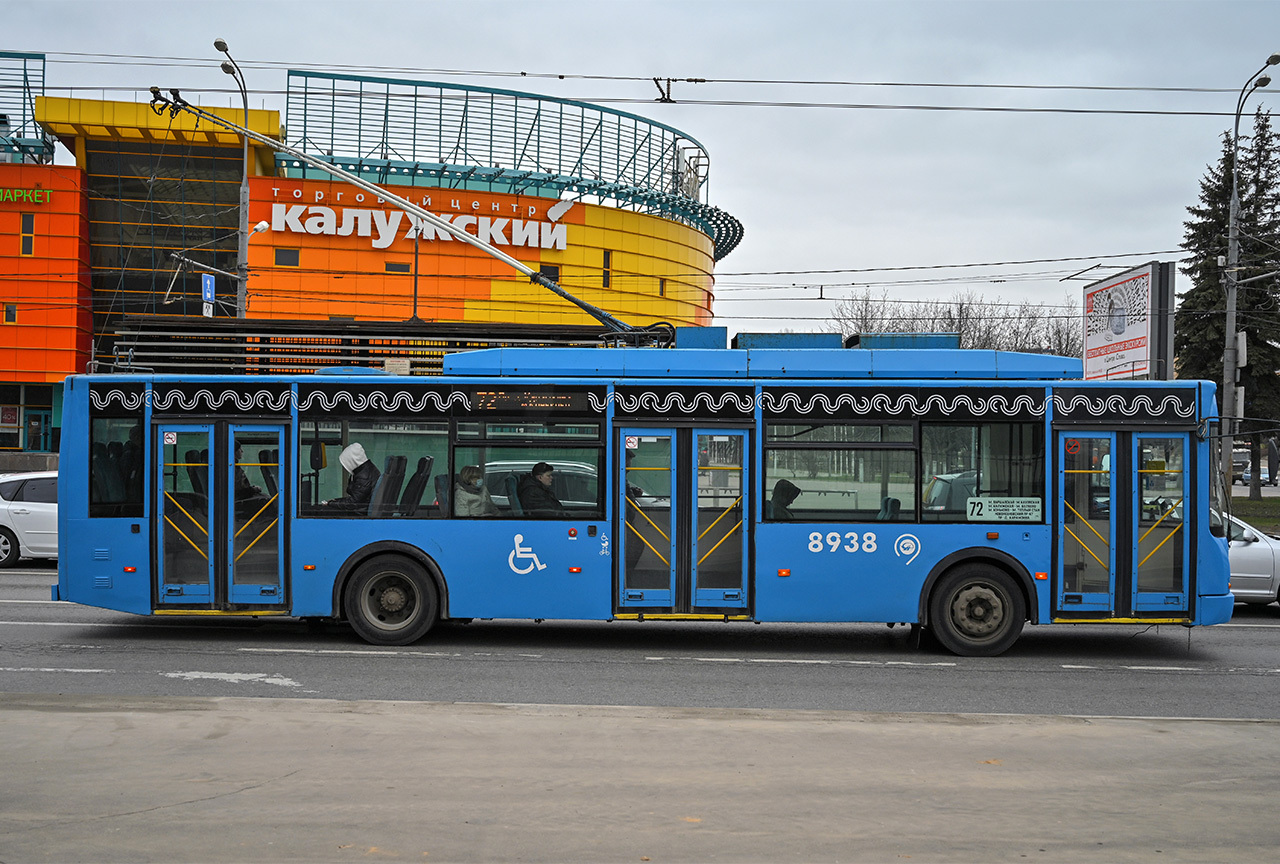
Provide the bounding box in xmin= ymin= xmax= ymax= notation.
xmin=0 ymin=527 xmax=19 ymax=568
xmin=343 ymin=556 xmax=439 ymax=645
xmin=928 ymin=564 xmax=1026 ymax=657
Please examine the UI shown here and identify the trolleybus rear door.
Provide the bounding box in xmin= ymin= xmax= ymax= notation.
xmin=1058 ymin=433 xmax=1116 ymax=613
xmin=618 ymin=427 xmax=749 ymax=613
xmin=156 ymin=425 xmax=215 ymax=603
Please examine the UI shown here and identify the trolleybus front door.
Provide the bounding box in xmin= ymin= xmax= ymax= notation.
xmin=155 ymin=424 xmax=286 ymax=609
xmin=1131 ymin=434 xmax=1189 ymax=612
xmin=617 ymin=428 xmax=749 ymax=614
xmin=1056 ymin=431 xmax=1190 ymax=617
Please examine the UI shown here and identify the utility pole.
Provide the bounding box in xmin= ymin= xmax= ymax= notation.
xmin=1220 ymin=53 xmax=1279 ymax=490
xmin=214 ymin=38 xmax=250 ymax=319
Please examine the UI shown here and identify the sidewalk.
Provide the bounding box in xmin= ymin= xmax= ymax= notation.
xmin=3 ymin=693 xmax=1279 ymax=863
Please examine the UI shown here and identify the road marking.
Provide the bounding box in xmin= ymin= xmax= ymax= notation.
xmin=239 ymin=647 xmax=399 ymax=656
xmin=238 ymin=647 xmax=463 ymax=657
xmin=1122 ymin=665 xmax=1200 ymax=672
xmin=160 ymin=671 xmax=301 ymax=687
xmin=0 ymin=599 xmax=71 ymax=604
xmin=0 ymin=666 xmax=111 ymax=673
xmin=654 ymin=657 xmax=957 ymax=668
xmin=1062 ymin=664 xmax=1098 ymax=669
xmin=0 ymin=620 xmax=116 ymax=627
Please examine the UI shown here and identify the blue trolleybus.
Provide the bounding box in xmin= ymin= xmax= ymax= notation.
xmin=54 ymin=337 xmax=1233 ymax=656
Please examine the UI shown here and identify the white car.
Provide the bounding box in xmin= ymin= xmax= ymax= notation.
xmin=0 ymin=470 xmax=58 ymax=567
xmin=1225 ymin=513 xmax=1280 ymax=606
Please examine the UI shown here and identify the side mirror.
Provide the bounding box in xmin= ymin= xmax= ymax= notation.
xmin=1209 ymin=522 xmax=1226 ymax=538
xmin=1243 ymin=530 xmax=1259 ymax=544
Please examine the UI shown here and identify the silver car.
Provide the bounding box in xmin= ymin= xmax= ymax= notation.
xmin=0 ymin=470 xmax=58 ymax=567
xmin=1225 ymin=513 xmax=1280 ymax=606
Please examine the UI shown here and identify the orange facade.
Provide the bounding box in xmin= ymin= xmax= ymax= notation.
xmin=0 ymin=163 xmax=92 ymax=380
xmin=245 ymin=176 xmax=716 ymax=327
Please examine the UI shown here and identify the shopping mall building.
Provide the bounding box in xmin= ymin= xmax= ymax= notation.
xmin=0 ymin=52 xmax=742 ymax=463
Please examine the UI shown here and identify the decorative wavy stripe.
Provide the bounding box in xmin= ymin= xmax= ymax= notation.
xmin=1050 ymin=393 xmax=1194 ymax=419
xmin=89 ymin=386 xmax=1196 ymax=420
xmin=150 ymin=389 xmax=296 ymax=413
xmin=762 ymin=391 xmax=1045 ymax=417
xmin=298 ymin=390 xmax=469 ymax=413
xmin=90 ymin=388 xmax=470 ymax=414
xmin=590 ymin=391 xmax=756 ymax=413
xmin=89 ymin=390 xmax=146 ymax=411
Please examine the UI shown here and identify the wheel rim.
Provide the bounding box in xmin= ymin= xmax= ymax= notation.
xmin=0 ymin=534 xmax=10 ymax=560
xmin=358 ymin=571 xmax=420 ymax=632
xmin=948 ymin=582 xmax=1007 ymax=640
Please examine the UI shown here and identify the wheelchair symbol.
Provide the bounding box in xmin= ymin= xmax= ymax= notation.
xmin=508 ymin=534 xmax=547 ymax=575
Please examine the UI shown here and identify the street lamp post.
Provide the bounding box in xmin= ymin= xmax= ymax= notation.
xmin=214 ymin=38 xmax=250 ymax=320
xmin=1220 ymin=53 xmax=1280 ymax=491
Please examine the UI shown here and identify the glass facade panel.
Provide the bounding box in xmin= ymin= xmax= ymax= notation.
xmin=85 ymin=140 xmax=242 ymax=352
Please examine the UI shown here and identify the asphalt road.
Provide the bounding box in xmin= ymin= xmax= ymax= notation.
xmin=6 ymin=563 xmax=1280 ymax=863
xmin=4 ymin=563 xmax=1279 ymax=719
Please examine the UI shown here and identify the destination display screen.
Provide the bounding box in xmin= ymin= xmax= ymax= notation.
xmin=470 ymin=388 xmax=590 ymax=412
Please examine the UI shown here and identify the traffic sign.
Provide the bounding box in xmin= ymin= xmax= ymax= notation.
xmin=202 ymin=273 xmax=214 ymax=318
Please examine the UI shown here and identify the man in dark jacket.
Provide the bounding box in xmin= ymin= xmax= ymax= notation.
xmin=517 ymin=462 xmax=566 ymax=517
xmin=770 ymin=478 xmax=801 ymax=520
xmin=324 ymin=442 xmax=380 ymax=513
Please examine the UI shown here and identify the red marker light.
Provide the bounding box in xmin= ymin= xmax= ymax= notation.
xmin=123 ymin=566 xmax=136 ymax=573
xmin=568 ymin=528 xmax=578 ymax=538
xmin=777 ymin=568 xmax=791 ymax=577
xmin=1035 ymin=572 xmax=1048 ymax=580
xmin=568 ymin=567 xmax=582 ymax=573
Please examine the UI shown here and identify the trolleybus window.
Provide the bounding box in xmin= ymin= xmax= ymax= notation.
xmin=299 ymin=419 xmax=448 ymax=518
xmin=921 ymin=423 xmax=1044 ymax=523
xmin=764 ymin=423 xmax=916 ymax=521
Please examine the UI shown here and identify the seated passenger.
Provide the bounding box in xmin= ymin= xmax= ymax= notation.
xmin=517 ymin=461 xmax=566 ymax=517
xmin=454 ymin=465 xmax=499 ymax=517
xmin=324 ymin=442 xmax=380 ymax=513
xmin=234 ymin=443 xmax=265 ymax=501
xmin=771 ymin=479 xmax=802 ymax=520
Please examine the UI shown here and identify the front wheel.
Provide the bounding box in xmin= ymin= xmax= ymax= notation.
xmin=344 ymin=556 xmax=439 ymax=645
xmin=928 ymin=564 xmax=1025 ymax=657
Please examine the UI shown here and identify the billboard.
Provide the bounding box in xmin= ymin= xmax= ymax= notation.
xmin=244 ymin=176 xmax=716 ymax=328
xmin=1083 ymin=262 xmax=1174 ymax=381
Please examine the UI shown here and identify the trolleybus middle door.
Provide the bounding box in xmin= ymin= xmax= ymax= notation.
xmin=618 ymin=427 xmax=749 ymax=614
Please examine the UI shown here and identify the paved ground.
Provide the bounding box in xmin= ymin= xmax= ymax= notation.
xmin=3 ymin=694 xmax=1279 ymax=863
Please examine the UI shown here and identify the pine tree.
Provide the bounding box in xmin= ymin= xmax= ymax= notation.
xmin=1178 ymin=110 xmax=1280 ymax=496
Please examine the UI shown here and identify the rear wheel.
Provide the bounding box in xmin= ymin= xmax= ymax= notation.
xmin=0 ymin=527 xmax=19 ymax=568
xmin=929 ymin=564 xmax=1025 ymax=656
xmin=344 ymin=556 xmax=439 ymax=645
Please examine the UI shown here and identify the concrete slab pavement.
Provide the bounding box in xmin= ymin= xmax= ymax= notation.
xmin=3 ymin=694 xmax=1279 ymax=863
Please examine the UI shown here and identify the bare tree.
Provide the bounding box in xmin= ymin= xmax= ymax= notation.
xmin=829 ymin=289 xmax=1082 ymax=357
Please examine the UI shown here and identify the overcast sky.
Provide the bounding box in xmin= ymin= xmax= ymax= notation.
xmin=6 ymin=0 xmax=1279 ymax=335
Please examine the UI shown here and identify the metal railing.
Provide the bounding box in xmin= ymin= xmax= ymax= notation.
xmin=282 ymin=71 xmax=742 ymax=259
